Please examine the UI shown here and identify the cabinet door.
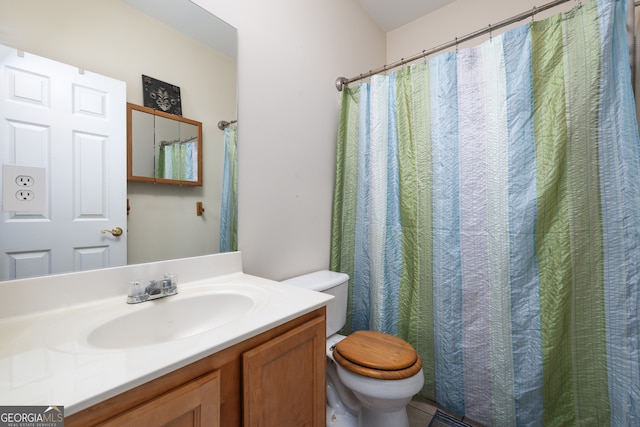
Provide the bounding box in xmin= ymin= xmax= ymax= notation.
xmin=97 ymin=370 xmax=220 ymax=427
xmin=243 ymin=317 xmax=325 ymax=427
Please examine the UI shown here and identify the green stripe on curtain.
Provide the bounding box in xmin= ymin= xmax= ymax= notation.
xmin=532 ymin=12 xmax=575 ymax=425
xmin=331 ymin=87 xmax=361 ymax=332
xmin=395 ymin=63 xmax=436 ymax=397
xmin=562 ymin=2 xmax=610 ymax=424
xmin=157 ymin=146 xmax=166 ymax=178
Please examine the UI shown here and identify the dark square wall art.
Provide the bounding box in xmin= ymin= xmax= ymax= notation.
xmin=142 ymin=75 xmax=182 ymax=116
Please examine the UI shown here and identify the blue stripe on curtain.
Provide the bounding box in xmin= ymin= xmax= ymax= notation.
xmin=370 ymin=75 xmax=390 ymax=332
xmin=353 ymin=83 xmax=372 ymax=331
xmin=220 ymin=125 xmax=237 ymax=252
xmin=598 ymin=0 xmax=640 ymax=424
xmin=383 ymin=73 xmax=402 ymax=334
xmin=503 ymin=24 xmax=545 ymax=427
xmin=186 ymin=141 xmax=194 ymax=181
xmin=430 ymin=51 xmax=465 ymax=415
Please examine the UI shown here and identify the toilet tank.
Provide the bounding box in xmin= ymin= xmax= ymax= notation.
xmin=283 ymin=270 xmax=349 ymax=337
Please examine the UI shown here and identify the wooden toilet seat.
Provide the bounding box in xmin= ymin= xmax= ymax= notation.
xmin=333 ymin=330 xmax=423 ymax=380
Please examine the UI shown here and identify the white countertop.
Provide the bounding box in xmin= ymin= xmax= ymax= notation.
xmin=0 ymin=253 xmax=331 ymax=415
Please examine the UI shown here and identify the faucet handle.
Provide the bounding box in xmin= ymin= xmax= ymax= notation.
xmin=162 ymin=273 xmax=178 ymax=296
xmin=127 ymin=281 xmax=148 ymax=304
xmin=164 ymin=273 xmax=177 ymax=286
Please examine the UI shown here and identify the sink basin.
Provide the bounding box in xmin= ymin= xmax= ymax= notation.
xmin=86 ymin=292 xmax=255 ymax=349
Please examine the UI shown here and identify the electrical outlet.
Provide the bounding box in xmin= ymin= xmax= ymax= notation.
xmin=2 ymin=164 xmax=46 ymax=212
xmin=16 ymin=190 xmax=35 ymax=201
xmin=15 ymin=175 xmax=34 ymax=187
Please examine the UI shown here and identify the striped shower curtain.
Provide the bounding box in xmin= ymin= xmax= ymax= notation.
xmin=330 ymin=0 xmax=640 ymax=425
xmin=156 ymin=140 xmax=198 ymax=180
xmin=220 ymin=124 xmax=238 ymax=252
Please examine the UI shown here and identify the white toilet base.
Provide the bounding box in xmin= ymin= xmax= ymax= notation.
xmin=326 ymin=407 xmax=358 ymax=427
xmin=325 ymin=405 xmax=410 ymax=427
xmin=359 ymin=407 xmax=409 ymax=427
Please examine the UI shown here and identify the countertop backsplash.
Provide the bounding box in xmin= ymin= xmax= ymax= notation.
xmin=0 ymin=251 xmax=243 ymax=320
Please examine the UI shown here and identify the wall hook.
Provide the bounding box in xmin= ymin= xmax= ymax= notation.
xmin=196 ymin=202 xmax=205 ymax=216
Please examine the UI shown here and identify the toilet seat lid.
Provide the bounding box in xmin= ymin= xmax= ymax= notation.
xmin=333 ymin=330 xmax=422 ymax=380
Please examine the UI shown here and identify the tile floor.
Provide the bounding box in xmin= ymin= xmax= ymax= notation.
xmin=407 ymin=396 xmax=486 ymax=427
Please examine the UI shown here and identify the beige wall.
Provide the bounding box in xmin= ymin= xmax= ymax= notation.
xmin=0 ymin=0 xmax=237 ymax=265
xmin=195 ymin=0 xmax=386 ymax=280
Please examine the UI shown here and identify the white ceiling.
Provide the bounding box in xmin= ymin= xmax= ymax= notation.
xmin=357 ymin=0 xmax=455 ymax=32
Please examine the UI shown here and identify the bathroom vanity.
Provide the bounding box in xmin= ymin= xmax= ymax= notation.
xmin=66 ymin=308 xmax=325 ymax=426
xmin=0 ymin=252 xmax=331 ymax=426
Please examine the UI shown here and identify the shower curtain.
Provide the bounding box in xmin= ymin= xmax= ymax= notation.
xmin=330 ymin=0 xmax=640 ymax=425
xmin=220 ymin=124 xmax=238 ymax=252
xmin=156 ymin=140 xmax=198 ymax=180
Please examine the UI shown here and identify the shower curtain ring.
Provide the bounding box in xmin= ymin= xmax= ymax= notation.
xmin=531 ymin=6 xmax=536 ymax=23
xmin=489 ymin=24 xmax=492 ymax=42
xmin=455 ymin=37 xmax=459 ymax=53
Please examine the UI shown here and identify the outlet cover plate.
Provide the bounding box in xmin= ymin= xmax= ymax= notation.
xmin=2 ymin=164 xmax=46 ymax=212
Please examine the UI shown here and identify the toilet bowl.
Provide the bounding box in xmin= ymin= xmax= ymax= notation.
xmin=284 ymin=271 xmax=424 ymax=427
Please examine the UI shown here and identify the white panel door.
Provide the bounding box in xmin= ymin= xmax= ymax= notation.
xmin=0 ymin=44 xmax=127 ymax=280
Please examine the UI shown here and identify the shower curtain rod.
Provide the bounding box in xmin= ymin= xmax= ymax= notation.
xmin=159 ymin=138 xmax=195 ymax=147
xmin=336 ymin=0 xmax=577 ymax=91
xmin=217 ymin=119 xmax=237 ymax=130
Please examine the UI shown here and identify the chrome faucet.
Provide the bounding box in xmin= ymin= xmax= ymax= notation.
xmin=127 ymin=274 xmax=178 ymax=304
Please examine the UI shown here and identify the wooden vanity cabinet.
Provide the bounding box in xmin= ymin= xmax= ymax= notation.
xmin=65 ymin=308 xmax=326 ymax=427
xmin=243 ymin=315 xmax=325 ymax=427
xmin=97 ymin=370 xmax=220 ymax=427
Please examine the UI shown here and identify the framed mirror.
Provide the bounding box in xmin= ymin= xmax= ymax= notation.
xmin=127 ymin=103 xmax=203 ymax=186
xmin=0 ymin=0 xmax=237 ymax=280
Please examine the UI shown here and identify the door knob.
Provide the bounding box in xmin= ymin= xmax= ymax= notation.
xmin=101 ymin=226 xmax=123 ymax=237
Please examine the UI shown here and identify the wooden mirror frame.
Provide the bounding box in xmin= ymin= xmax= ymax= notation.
xmin=127 ymin=103 xmax=203 ymax=186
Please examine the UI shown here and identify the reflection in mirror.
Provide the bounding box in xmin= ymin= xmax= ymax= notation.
xmin=131 ymin=108 xmax=155 ymax=179
xmin=156 ymin=118 xmax=199 ymax=181
xmin=128 ymin=103 xmax=203 ymax=186
xmin=0 ymin=0 xmax=237 ymax=280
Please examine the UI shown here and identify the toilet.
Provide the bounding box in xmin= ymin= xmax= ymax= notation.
xmin=284 ymin=270 xmax=424 ymax=427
